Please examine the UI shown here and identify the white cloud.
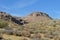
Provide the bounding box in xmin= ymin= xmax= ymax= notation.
xmin=12 ymin=0 xmax=38 ymax=8
xmin=0 ymin=0 xmax=38 ymax=10
xmin=0 ymin=6 xmax=10 ymax=10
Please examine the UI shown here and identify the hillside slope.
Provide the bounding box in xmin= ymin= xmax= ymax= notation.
xmin=0 ymin=12 xmax=60 ymax=40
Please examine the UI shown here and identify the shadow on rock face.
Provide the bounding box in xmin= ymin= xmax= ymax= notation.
xmin=11 ymin=17 xmax=28 ymax=25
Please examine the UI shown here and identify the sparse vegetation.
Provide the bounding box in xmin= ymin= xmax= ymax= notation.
xmin=0 ymin=19 xmax=60 ymax=40
xmin=0 ymin=12 xmax=60 ymax=40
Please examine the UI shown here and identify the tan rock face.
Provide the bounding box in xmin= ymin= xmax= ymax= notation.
xmin=23 ymin=12 xmax=52 ymax=23
xmin=28 ymin=12 xmax=48 ymax=16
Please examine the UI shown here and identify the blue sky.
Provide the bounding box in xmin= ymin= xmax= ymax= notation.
xmin=0 ymin=0 xmax=60 ymax=19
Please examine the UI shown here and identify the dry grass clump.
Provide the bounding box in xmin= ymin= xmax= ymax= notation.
xmin=0 ymin=21 xmax=8 ymax=28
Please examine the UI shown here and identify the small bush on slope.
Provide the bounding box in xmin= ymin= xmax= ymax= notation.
xmin=0 ymin=21 xmax=8 ymax=28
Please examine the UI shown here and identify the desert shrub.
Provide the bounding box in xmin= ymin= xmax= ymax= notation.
xmin=31 ymin=38 xmax=40 ymax=40
xmin=14 ymin=30 xmax=31 ymax=37
xmin=22 ymin=38 xmax=28 ymax=40
xmin=0 ymin=33 xmax=3 ymax=40
xmin=16 ymin=26 xmax=24 ymax=31
xmin=4 ymin=30 xmax=14 ymax=35
xmin=2 ymin=38 xmax=11 ymax=40
xmin=4 ymin=26 xmax=13 ymax=30
xmin=14 ymin=30 xmax=22 ymax=36
xmin=0 ymin=29 xmax=5 ymax=34
xmin=31 ymin=33 xmax=42 ymax=40
xmin=0 ymin=21 xmax=8 ymax=28
xmin=22 ymin=31 xmax=31 ymax=37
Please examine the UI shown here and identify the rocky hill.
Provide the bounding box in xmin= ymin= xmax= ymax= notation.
xmin=22 ymin=12 xmax=52 ymax=22
xmin=0 ymin=12 xmax=27 ymax=25
xmin=0 ymin=12 xmax=60 ymax=40
xmin=0 ymin=12 xmax=52 ymax=25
